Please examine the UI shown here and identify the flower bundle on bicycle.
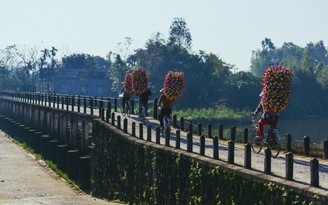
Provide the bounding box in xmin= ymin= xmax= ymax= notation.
xmin=260 ymin=65 xmax=293 ymax=113
xmin=163 ymin=71 xmax=185 ymax=101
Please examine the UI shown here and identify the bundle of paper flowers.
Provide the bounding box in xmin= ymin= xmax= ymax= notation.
xmin=123 ymin=73 xmax=134 ymax=94
xmin=163 ymin=71 xmax=185 ymax=101
xmin=131 ymin=67 xmax=149 ymax=94
xmin=260 ymin=65 xmax=293 ymax=113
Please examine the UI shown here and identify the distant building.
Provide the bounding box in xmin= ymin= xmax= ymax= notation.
xmin=38 ymin=67 xmax=111 ymax=97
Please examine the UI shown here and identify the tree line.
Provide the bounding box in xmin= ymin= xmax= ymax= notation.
xmin=1 ymin=18 xmax=328 ymax=119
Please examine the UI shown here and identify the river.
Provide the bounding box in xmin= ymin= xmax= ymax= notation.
xmin=278 ymin=117 xmax=328 ymax=144
xmin=195 ymin=117 xmax=328 ymax=144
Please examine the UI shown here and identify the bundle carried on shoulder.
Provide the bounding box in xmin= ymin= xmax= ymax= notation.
xmin=131 ymin=67 xmax=149 ymax=94
xmin=260 ymin=65 xmax=293 ymax=113
xmin=123 ymin=73 xmax=134 ymax=94
xmin=163 ymin=71 xmax=185 ymax=101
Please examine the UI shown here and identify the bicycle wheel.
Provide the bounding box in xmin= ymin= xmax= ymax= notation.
xmin=268 ymin=130 xmax=280 ymax=158
xmin=250 ymin=128 xmax=263 ymax=154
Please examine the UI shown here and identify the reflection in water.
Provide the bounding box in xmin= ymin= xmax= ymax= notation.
xmin=277 ymin=117 xmax=328 ymax=144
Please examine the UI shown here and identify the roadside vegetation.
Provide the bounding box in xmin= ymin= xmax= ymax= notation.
xmin=173 ymin=106 xmax=250 ymax=123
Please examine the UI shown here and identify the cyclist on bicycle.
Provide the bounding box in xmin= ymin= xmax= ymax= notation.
xmin=138 ymin=88 xmax=152 ymax=117
xmin=157 ymin=89 xmax=173 ymax=131
xmin=253 ymin=101 xmax=279 ymax=143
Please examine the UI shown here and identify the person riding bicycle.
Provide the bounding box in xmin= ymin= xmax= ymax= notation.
xmin=253 ymin=101 xmax=279 ymax=143
xmin=138 ymin=88 xmax=152 ymax=117
xmin=157 ymin=89 xmax=173 ymax=131
xmin=119 ymin=86 xmax=133 ymax=112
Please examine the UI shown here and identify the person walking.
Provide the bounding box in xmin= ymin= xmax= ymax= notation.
xmin=138 ymin=88 xmax=152 ymax=117
xmin=157 ymin=89 xmax=173 ymax=130
xmin=119 ymin=86 xmax=133 ymax=112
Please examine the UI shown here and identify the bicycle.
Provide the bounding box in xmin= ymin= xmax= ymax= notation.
xmin=120 ymin=97 xmax=132 ymax=117
xmin=249 ymin=115 xmax=281 ymax=158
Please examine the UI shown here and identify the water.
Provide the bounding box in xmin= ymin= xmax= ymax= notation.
xmin=198 ymin=117 xmax=328 ymax=145
xmin=278 ymin=117 xmax=328 ymax=144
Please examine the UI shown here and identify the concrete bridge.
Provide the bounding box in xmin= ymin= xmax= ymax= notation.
xmin=0 ymin=92 xmax=328 ymax=204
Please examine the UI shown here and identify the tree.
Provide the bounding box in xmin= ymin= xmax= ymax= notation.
xmin=0 ymin=45 xmax=42 ymax=91
xmin=261 ymin=38 xmax=276 ymax=51
xmin=315 ymin=63 xmax=328 ymax=89
xmin=107 ymin=54 xmax=131 ymax=92
xmin=301 ymin=48 xmax=313 ymax=74
xmin=129 ymin=34 xmax=236 ymax=108
xmin=39 ymin=47 xmax=59 ymax=81
xmin=40 ymin=47 xmax=58 ymax=69
xmin=169 ymin=17 xmax=192 ymax=50
xmin=306 ymin=41 xmax=328 ymax=70
xmin=107 ymin=37 xmax=135 ymax=93
xmin=250 ymin=38 xmax=278 ymax=75
xmin=0 ymin=65 xmax=11 ymax=90
xmin=225 ymin=71 xmax=261 ymax=109
xmin=61 ymin=53 xmax=95 ymax=69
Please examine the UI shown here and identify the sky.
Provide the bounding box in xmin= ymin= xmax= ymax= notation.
xmin=1 ymin=0 xmax=328 ymax=71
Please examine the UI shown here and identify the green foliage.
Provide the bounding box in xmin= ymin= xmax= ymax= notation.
xmin=107 ymin=19 xmax=261 ymax=110
xmin=173 ymin=106 xmax=249 ymax=122
xmin=169 ymin=17 xmax=192 ymax=50
xmin=61 ymin=53 xmax=95 ymax=69
xmin=128 ymin=35 xmax=245 ymax=109
xmin=0 ymin=45 xmax=40 ymax=91
xmin=107 ymin=54 xmax=131 ymax=92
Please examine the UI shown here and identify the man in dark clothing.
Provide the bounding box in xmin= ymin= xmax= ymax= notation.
xmin=138 ymin=88 xmax=152 ymax=117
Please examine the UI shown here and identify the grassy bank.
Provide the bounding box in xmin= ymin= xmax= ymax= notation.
xmin=173 ymin=106 xmax=250 ymax=124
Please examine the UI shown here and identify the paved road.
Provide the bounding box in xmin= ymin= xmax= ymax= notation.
xmin=0 ymin=131 xmax=123 ymax=205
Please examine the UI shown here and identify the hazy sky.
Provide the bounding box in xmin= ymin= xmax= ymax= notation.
xmin=1 ymin=0 xmax=328 ymax=71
